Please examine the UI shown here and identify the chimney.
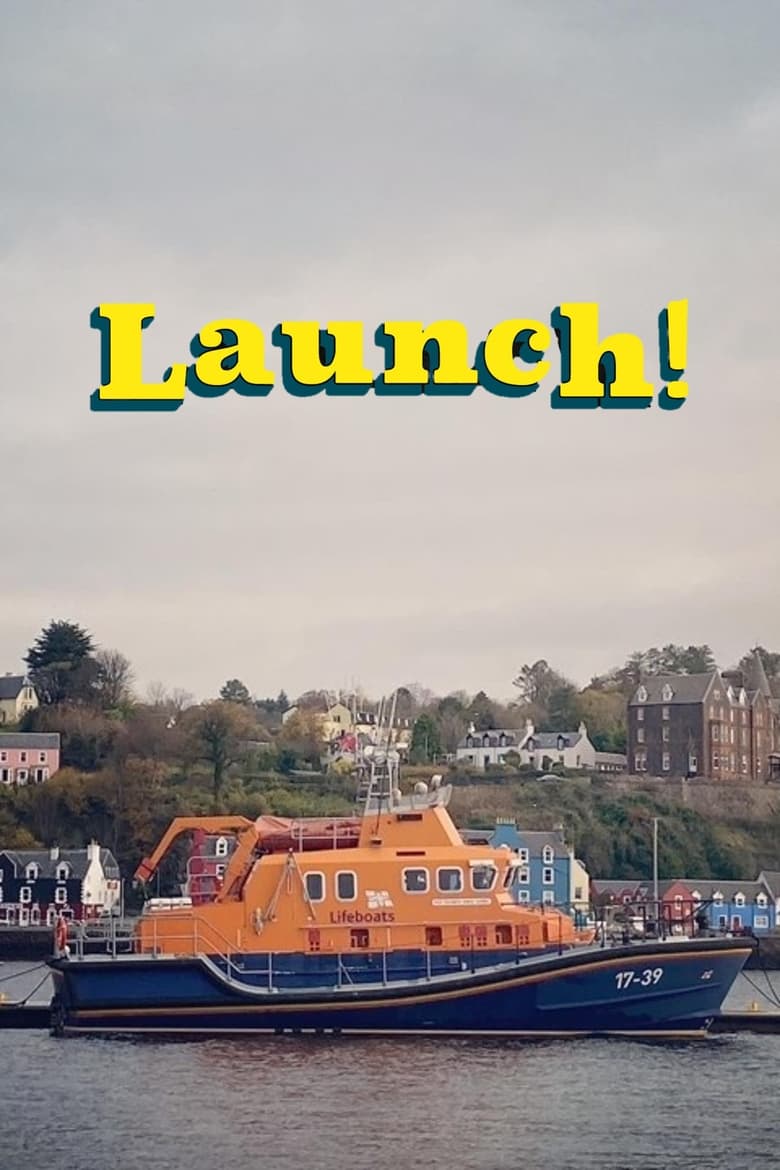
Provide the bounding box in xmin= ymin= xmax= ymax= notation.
xmin=87 ymin=839 xmax=101 ymax=863
xmin=49 ymin=845 xmax=59 ymax=862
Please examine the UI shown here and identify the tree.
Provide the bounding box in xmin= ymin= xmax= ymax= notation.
xmin=512 ymin=660 xmax=571 ymax=709
xmin=219 ymin=678 xmax=252 ymax=705
xmin=275 ymin=710 xmax=326 ymax=768
xmin=467 ymin=690 xmax=498 ymax=732
xmin=25 ymin=619 xmax=96 ymax=706
xmin=185 ymin=701 xmax=258 ymax=803
xmin=538 ymin=684 xmax=580 ymax=733
xmin=410 ymin=713 xmax=441 ymax=763
xmin=93 ymin=649 xmax=134 ymax=710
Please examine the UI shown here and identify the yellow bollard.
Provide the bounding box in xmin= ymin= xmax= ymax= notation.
xmin=749 ymin=1000 xmax=761 ymax=1012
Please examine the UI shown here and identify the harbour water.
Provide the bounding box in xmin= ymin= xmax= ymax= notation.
xmin=1 ymin=964 xmax=778 ymax=1170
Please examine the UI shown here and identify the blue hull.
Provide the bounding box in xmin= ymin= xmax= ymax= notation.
xmin=49 ymin=937 xmax=753 ymax=1038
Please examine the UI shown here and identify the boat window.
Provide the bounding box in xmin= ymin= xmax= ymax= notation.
xmin=503 ymin=863 xmax=519 ymax=889
xmin=304 ymin=872 xmax=325 ymax=903
xmin=425 ymin=926 xmax=443 ymax=946
xmin=403 ymin=867 xmax=429 ymax=893
xmin=437 ymin=867 xmax=463 ymax=893
xmin=336 ymin=871 xmax=357 ymax=901
xmin=350 ymin=928 xmax=370 ymax=949
xmin=495 ymin=924 xmax=512 ymax=945
xmin=470 ymin=864 xmax=497 ymax=892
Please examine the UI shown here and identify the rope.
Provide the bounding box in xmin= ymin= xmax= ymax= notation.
xmin=20 ymin=971 xmax=50 ymax=1005
xmin=0 ymin=962 xmax=47 ymax=985
xmin=740 ymin=969 xmax=780 ymax=1010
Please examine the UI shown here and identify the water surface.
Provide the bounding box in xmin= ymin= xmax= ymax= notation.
xmin=1 ymin=964 xmax=778 ymax=1169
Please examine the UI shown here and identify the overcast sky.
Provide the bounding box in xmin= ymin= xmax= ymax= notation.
xmin=2 ymin=1 xmax=778 ymax=703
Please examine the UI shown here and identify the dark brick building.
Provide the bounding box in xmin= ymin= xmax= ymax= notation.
xmin=627 ymin=651 xmax=779 ymax=781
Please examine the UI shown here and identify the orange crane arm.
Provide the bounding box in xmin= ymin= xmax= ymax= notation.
xmin=134 ymin=815 xmax=257 ymax=884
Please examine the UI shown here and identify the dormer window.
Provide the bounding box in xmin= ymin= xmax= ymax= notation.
xmin=734 ymin=893 xmax=745 ymax=907
xmin=691 ymin=890 xmax=701 ymax=903
xmin=25 ymin=863 xmax=39 ymax=880
xmin=661 ymin=684 xmax=673 ymax=703
xmin=542 ymin=845 xmax=554 ymax=865
xmin=713 ymin=891 xmax=723 ymax=905
xmin=56 ymin=863 xmax=70 ymax=881
xmin=557 ymin=736 xmax=565 ymax=751
xmin=757 ymin=893 xmax=768 ymax=907
xmin=636 ymin=686 xmax=648 ymax=703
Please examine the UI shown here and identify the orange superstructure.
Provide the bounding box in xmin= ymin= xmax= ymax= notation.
xmin=132 ymin=780 xmax=590 ymax=960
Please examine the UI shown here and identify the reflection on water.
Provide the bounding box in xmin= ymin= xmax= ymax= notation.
xmin=0 ymin=966 xmax=778 ymax=1169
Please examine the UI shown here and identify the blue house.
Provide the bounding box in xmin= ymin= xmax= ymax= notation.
xmin=461 ymin=819 xmax=590 ymax=922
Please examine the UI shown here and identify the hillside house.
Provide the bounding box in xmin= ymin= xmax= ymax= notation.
xmin=0 ymin=674 xmax=38 ymax=725
xmin=627 ymin=652 xmax=779 ymax=781
xmin=0 ymin=733 xmax=60 ymax=785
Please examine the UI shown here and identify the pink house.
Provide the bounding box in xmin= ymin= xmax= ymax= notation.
xmin=0 ymin=733 xmax=61 ymax=786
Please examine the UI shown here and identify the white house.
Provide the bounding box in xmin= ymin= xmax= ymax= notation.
xmin=0 ymin=674 xmax=38 ymax=725
xmin=522 ymin=721 xmax=597 ymax=771
xmin=456 ymin=720 xmax=600 ymax=771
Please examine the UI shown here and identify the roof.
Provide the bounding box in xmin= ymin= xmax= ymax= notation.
xmin=526 ymin=731 xmax=581 ymax=749
xmin=0 ymin=847 xmax=119 ymax=879
xmin=0 ymin=675 xmax=28 ymax=701
xmin=742 ymin=651 xmax=773 ymax=699
xmin=629 ymin=672 xmax=717 ymax=706
xmin=758 ymin=871 xmax=780 ymax=897
xmin=594 ymin=752 xmax=628 ymax=765
xmin=680 ymin=878 xmax=772 ymax=900
xmin=0 ymin=732 xmax=60 ymax=749
xmin=457 ymin=729 xmax=521 ymax=749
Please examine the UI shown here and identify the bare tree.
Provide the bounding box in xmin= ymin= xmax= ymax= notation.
xmin=93 ymin=649 xmax=134 ymax=710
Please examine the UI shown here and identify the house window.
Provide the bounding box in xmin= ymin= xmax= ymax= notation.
xmin=19 ymin=886 xmax=32 ymax=904
xmin=16 ymin=769 xmax=28 ymax=783
xmin=470 ymin=864 xmax=497 ymax=892
xmin=19 ymin=751 xmax=27 ymax=763
xmin=0 ymin=751 xmax=6 ymax=762
xmin=542 ymin=845 xmax=554 ymax=865
xmin=517 ymin=849 xmax=529 ymax=864
xmin=38 ymin=752 xmax=46 ymax=763
xmin=662 ymin=706 xmax=670 ymax=720
xmin=713 ymin=892 xmax=723 ymax=905
xmin=713 ymin=753 xmax=720 ymax=768
xmin=662 ymin=726 xmax=670 ymax=742
xmin=637 ymin=708 xmax=644 ymax=722
xmin=25 ymin=863 xmax=39 ymax=880
xmin=55 ymin=887 xmax=67 ymax=905
xmin=662 ymin=753 xmax=670 ymax=771
xmin=336 ymin=871 xmax=357 ymax=901
xmin=742 ymin=755 xmax=748 ymax=773
xmin=634 ymin=752 xmax=647 ymax=772
xmin=730 ymin=709 xmax=734 ymax=723
xmin=56 ymin=863 xmax=70 ymax=881
xmin=403 ymin=868 xmax=429 ymax=894
xmin=215 ymin=837 xmax=228 ymax=858
xmin=637 ymin=727 xmax=645 ymax=743
xmin=517 ymin=889 xmax=530 ymax=903
xmin=734 ymin=893 xmax=745 ymax=907
xmin=661 ymin=684 xmax=673 ymax=702
xmin=756 ymin=894 xmax=768 ymax=907
xmin=304 ymin=872 xmax=325 ymax=903
xmin=755 ymin=915 xmax=769 ymax=930
xmin=636 ymin=686 xmax=647 ymax=702
xmin=437 ymin=867 xmax=463 ymax=893
xmin=543 ymin=867 xmax=554 ymax=885
xmin=542 ymin=890 xmax=555 ymax=905
xmin=518 ymin=867 xmax=530 ymax=884
xmin=215 ymin=864 xmax=225 ymax=879
xmin=709 ymin=705 xmax=714 ymax=719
